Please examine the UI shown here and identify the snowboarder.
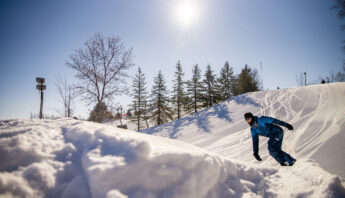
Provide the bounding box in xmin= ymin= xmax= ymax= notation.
xmin=244 ymin=112 xmax=296 ymax=166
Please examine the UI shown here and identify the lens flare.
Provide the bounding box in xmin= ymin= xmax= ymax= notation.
xmin=174 ymin=0 xmax=199 ymax=29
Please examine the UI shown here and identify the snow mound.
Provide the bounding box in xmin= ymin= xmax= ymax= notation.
xmin=141 ymin=82 xmax=345 ymax=177
xmin=1 ymin=118 xmax=344 ymax=197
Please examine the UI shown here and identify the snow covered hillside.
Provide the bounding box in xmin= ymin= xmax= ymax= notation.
xmin=0 ymin=83 xmax=344 ymax=198
xmin=142 ymin=82 xmax=345 ymax=177
xmin=1 ymin=119 xmax=344 ymax=198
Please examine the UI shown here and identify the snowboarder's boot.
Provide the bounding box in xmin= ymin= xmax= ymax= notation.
xmin=289 ymin=159 xmax=296 ymax=166
xmin=280 ymin=159 xmax=296 ymax=166
xmin=284 ymin=154 xmax=296 ymax=166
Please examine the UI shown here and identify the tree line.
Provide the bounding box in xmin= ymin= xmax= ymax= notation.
xmin=63 ymin=32 xmax=345 ymax=130
xmin=63 ymin=33 xmax=259 ymax=129
xmin=130 ymin=61 xmax=260 ymax=131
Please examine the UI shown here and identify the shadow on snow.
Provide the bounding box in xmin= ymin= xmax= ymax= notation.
xmin=141 ymin=94 xmax=261 ymax=138
xmin=230 ymin=94 xmax=262 ymax=108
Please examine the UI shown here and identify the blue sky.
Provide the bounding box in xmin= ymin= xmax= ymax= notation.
xmin=0 ymin=0 xmax=343 ymax=120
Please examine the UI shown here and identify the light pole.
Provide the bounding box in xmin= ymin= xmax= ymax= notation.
xmin=304 ymin=72 xmax=307 ymax=86
xmin=36 ymin=77 xmax=46 ymax=119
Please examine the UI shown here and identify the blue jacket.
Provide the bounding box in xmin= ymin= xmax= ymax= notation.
xmin=250 ymin=116 xmax=288 ymax=154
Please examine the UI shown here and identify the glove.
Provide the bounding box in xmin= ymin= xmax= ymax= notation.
xmin=286 ymin=123 xmax=293 ymax=130
xmin=253 ymin=153 xmax=262 ymax=161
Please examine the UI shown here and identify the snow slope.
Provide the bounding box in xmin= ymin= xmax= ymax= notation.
xmin=0 ymin=83 xmax=344 ymax=198
xmin=141 ymin=82 xmax=345 ymax=177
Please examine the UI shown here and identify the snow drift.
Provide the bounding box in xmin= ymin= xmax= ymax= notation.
xmin=1 ymin=119 xmax=344 ymax=198
xmin=0 ymin=83 xmax=344 ymax=198
xmin=142 ymin=82 xmax=345 ymax=177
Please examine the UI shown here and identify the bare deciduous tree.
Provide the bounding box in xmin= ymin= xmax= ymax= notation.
xmin=335 ymin=65 xmax=345 ymax=81
xmin=55 ymin=75 xmax=74 ymax=117
xmin=296 ymin=72 xmax=304 ymax=86
xmin=332 ymin=0 xmax=345 ymax=55
xmin=66 ymin=33 xmax=134 ymax=106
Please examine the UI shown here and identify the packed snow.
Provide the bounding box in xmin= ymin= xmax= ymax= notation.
xmin=0 ymin=83 xmax=345 ymax=198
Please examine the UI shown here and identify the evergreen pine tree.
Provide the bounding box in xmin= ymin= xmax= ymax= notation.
xmin=186 ymin=64 xmax=204 ymax=113
xmin=217 ymin=61 xmax=237 ymax=101
xmin=88 ymin=102 xmax=113 ymax=123
xmin=131 ymin=67 xmax=148 ymax=131
xmin=150 ymin=71 xmax=173 ymax=125
xmin=202 ymin=65 xmax=217 ymax=108
xmin=172 ymin=61 xmax=186 ymax=120
xmin=142 ymin=101 xmax=150 ymax=128
xmin=236 ymin=64 xmax=259 ymax=95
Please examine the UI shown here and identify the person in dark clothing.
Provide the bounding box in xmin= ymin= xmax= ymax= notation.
xmin=244 ymin=112 xmax=296 ymax=166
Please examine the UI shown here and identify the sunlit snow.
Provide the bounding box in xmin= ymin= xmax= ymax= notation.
xmin=1 ymin=83 xmax=345 ymax=198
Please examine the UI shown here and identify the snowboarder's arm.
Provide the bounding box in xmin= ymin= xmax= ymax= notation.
xmin=251 ymin=129 xmax=259 ymax=154
xmin=273 ymin=118 xmax=289 ymax=127
xmin=261 ymin=116 xmax=288 ymax=127
xmin=272 ymin=117 xmax=293 ymax=130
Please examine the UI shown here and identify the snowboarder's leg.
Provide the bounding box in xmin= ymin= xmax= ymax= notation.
xmin=277 ymin=131 xmax=296 ymax=165
xmin=268 ymin=134 xmax=285 ymax=164
xmin=269 ymin=131 xmax=296 ymax=166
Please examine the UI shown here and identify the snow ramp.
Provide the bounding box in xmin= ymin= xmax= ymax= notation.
xmin=141 ymin=82 xmax=345 ymax=177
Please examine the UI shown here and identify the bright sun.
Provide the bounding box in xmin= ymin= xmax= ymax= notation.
xmin=174 ymin=0 xmax=199 ymax=29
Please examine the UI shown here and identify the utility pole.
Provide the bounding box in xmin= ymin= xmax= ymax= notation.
xmin=36 ymin=77 xmax=46 ymax=119
xmin=260 ymin=62 xmax=263 ymax=90
xmin=304 ymin=72 xmax=307 ymax=86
